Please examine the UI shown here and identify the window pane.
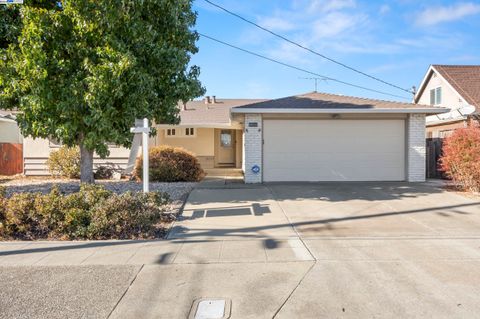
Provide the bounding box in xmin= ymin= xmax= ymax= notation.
xmin=436 ymin=87 xmax=442 ymax=104
xmin=220 ymin=130 xmax=232 ymax=147
xmin=185 ymin=128 xmax=189 ymax=135
xmin=430 ymin=89 xmax=435 ymax=105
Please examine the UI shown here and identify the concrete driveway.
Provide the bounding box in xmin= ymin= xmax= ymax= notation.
xmin=2 ymin=181 xmax=480 ymax=318
xmin=163 ymin=181 xmax=480 ymax=318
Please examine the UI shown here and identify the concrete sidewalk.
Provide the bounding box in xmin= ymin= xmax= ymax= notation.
xmin=2 ymin=182 xmax=480 ymax=318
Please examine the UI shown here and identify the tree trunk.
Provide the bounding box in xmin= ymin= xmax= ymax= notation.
xmin=80 ymin=143 xmax=94 ymax=184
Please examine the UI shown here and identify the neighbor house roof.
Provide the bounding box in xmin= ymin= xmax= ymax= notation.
xmin=160 ymin=98 xmax=267 ymax=127
xmin=432 ymin=65 xmax=480 ymax=110
xmin=232 ymin=92 xmax=448 ymax=114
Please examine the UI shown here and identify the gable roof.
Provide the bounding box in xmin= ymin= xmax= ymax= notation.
xmin=433 ymin=65 xmax=480 ymax=109
xmin=414 ymin=65 xmax=480 ymax=111
xmin=232 ymin=92 xmax=447 ymax=114
xmin=170 ymin=98 xmax=267 ymax=127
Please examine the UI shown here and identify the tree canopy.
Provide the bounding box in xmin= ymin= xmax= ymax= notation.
xmin=0 ymin=0 xmax=205 ymax=182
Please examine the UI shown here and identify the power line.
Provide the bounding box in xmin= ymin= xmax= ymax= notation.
xmin=199 ymin=33 xmax=411 ymax=100
xmin=203 ymin=0 xmax=414 ymax=95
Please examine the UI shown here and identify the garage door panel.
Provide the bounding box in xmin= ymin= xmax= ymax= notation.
xmin=263 ymin=120 xmax=405 ymax=182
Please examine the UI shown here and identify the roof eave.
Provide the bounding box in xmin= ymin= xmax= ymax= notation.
xmin=231 ymin=108 xmax=450 ymax=115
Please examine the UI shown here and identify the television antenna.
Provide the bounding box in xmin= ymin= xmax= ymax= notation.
xmin=299 ymin=77 xmax=328 ymax=92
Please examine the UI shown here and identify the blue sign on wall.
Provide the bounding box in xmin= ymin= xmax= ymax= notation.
xmin=251 ymin=165 xmax=260 ymax=174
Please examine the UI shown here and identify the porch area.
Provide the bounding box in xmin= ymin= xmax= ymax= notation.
xmin=154 ymin=126 xmax=244 ymax=170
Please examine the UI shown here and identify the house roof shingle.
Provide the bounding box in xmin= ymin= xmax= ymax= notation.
xmin=432 ymin=65 xmax=480 ymax=110
xmin=174 ymin=98 xmax=267 ymax=126
xmin=232 ymin=92 xmax=446 ymax=113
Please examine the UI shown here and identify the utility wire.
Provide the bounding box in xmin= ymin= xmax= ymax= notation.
xmin=199 ymin=33 xmax=410 ymax=100
xmin=203 ymin=0 xmax=414 ymax=95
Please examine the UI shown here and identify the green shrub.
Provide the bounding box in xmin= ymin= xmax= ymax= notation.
xmin=47 ymin=146 xmax=80 ymax=178
xmin=0 ymin=185 xmax=172 ymax=240
xmin=134 ymin=146 xmax=204 ymax=182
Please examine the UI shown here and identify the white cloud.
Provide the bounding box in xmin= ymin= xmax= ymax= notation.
xmin=379 ymin=4 xmax=390 ymax=15
xmin=415 ymin=2 xmax=480 ymax=26
xmin=258 ymin=16 xmax=296 ymax=31
xmin=301 ymin=0 xmax=356 ymax=13
xmin=311 ymin=12 xmax=366 ymax=39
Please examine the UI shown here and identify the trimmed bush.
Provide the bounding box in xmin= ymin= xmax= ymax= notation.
xmin=94 ymin=165 xmax=115 ymax=180
xmin=134 ymin=146 xmax=204 ymax=182
xmin=440 ymin=127 xmax=480 ymax=192
xmin=0 ymin=184 xmax=172 ymax=240
xmin=47 ymin=146 xmax=80 ymax=178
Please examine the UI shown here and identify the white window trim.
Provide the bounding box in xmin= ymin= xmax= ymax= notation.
xmin=184 ymin=127 xmax=197 ymax=137
xmin=164 ymin=127 xmax=196 ymax=138
xmin=430 ymin=86 xmax=442 ymax=106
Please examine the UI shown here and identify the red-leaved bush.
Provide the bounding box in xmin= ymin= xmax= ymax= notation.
xmin=440 ymin=127 xmax=480 ymax=192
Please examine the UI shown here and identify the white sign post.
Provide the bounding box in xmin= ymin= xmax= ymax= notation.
xmin=130 ymin=118 xmax=150 ymax=193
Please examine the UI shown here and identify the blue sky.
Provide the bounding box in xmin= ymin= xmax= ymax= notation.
xmin=190 ymin=0 xmax=480 ymax=102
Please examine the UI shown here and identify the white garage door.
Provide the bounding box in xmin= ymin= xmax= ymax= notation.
xmin=263 ymin=119 xmax=405 ymax=182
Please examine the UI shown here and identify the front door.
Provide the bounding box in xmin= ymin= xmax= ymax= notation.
xmin=217 ymin=129 xmax=235 ymax=165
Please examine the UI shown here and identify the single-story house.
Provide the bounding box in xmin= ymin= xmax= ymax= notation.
xmin=22 ymin=92 xmax=447 ymax=183
xmin=414 ymin=64 xmax=480 ymax=138
xmin=230 ymin=92 xmax=447 ymax=183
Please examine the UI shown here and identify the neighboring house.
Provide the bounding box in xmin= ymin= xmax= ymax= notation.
xmin=0 ymin=111 xmax=23 ymax=175
xmin=230 ymin=92 xmax=446 ymax=183
xmin=23 ymin=137 xmax=132 ymax=176
xmin=414 ymin=65 xmax=480 ymax=138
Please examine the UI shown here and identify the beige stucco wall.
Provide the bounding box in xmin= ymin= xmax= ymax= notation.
xmin=0 ymin=120 xmax=22 ymax=144
xmin=155 ymin=127 xmax=215 ymax=156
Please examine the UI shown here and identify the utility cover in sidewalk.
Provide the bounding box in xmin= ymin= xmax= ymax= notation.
xmin=189 ymin=298 xmax=231 ymax=319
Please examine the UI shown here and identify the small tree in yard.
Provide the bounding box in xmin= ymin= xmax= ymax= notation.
xmin=0 ymin=0 xmax=204 ymax=183
xmin=440 ymin=126 xmax=480 ymax=193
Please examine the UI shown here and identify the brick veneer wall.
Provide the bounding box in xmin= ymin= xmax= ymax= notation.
xmin=243 ymin=114 xmax=263 ymax=183
xmin=407 ymin=114 xmax=426 ymax=182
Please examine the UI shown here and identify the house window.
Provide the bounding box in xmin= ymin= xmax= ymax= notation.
xmin=435 ymin=87 xmax=442 ymax=104
xmin=220 ymin=130 xmax=232 ymax=148
xmin=430 ymin=87 xmax=442 ymax=105
xmin=166 ymin=128 xmax=176 ymax=137
xmin=185 ymin=128 xmax=195 ymax=136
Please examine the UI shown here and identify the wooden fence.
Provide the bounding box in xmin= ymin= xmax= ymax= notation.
xmin=0 ymin=143 xmax=23 ymax=175
xmin=426 ymin=138 xmax=444 ymax=179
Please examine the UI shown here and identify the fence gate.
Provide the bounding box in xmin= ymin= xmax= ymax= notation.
xmin=0 ymin=143 xmax=23 ymax=175
xmin=426 ymin=138 xmax=443 ymax=179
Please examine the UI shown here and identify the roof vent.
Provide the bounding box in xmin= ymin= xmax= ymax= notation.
xmin=212 ymin=96 xmax=217 ymax=104
xmin=204 ymin=96 xmax=211 ymax=104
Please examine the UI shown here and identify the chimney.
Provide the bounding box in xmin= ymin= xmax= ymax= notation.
xmin=212 ymin=96 xmax=217 ymax=104
xmin=182 ymin=101 xmax=187 ymax=111
xmin=204 ymin=96 xmax=211 ymax=104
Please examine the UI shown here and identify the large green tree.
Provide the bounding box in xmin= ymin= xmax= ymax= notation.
xmin=0 ymin=0 xmax=204 ymax=183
